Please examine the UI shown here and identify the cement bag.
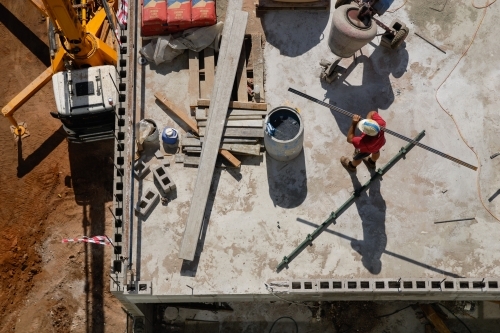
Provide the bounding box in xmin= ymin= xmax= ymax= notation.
xmin=191 ymin=0 xmax=217 ymax=27
xmin=167 ymin=0 xmax=191 ymax=26
xmin=142 ymin=0 xmax=168 ymax=25
xmin=136 ymin=120 xmax=155 ymax=144
xmin=168 ymin=22 xmax=223 ymax=52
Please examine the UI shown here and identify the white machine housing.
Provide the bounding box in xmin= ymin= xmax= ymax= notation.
xmin=52 ymin=65 xmax=118 ymax=116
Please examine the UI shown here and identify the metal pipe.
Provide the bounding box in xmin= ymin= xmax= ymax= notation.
xmin=288 ymin=88 xmax=477 ymax=171
xmin=276 ymin=131 xmax=425 ymax=272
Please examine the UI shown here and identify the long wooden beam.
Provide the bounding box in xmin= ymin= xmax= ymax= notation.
xmin=178 ymin=10 xmax=248 ymax=261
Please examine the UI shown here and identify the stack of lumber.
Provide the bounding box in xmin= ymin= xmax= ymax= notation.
xmin=180 ymin=107 xmax=267 ymax=166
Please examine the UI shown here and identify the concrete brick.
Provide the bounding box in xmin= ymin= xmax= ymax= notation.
xmin=133 ymin=160 xmax=150 ymax=179
xmin=152 ymin=164 xmax=176 ymax=196
xmin=288 ymin=280 xmax=318 ymax=293
xmin=344 ymin=279 xmax=373 ymax=293
xmin=372 ymin=279 xmax=403 ymax=293
xmin=135 ymin=189 xmax=159 ymax=217
xmin=456 ymin=278 xmax=487 ymax=292
xmin=401 ymin=279 xmax=431 ymax=293
xmin=429 ymin=279 xmax=457 ymax=292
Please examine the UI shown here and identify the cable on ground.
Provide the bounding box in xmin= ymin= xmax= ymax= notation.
xmin=438 ymin=303 xmax=473 ymax=333
xmin=269 ymin=316 xmax=299 ymax=333
xmin=435 ymin=0 xmax=500 ymax=222
xmin=377 ymin=303 xmax=417 ymax=318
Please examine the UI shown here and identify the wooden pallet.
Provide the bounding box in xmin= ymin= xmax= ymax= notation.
xmin=256 ymin=0 xmax=330 ymax=12
xmin=188 ymin=34 xmax=266 ymax=110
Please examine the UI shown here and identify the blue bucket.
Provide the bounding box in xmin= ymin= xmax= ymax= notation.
xmin=161 ymin=127 xmax=178 ymax=145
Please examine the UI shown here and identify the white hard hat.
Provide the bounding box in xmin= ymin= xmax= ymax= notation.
xmin=357 ymin=119 xmax=380 ymax=136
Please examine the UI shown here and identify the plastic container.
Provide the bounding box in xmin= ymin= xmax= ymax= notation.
xmin=264 ymin=106 xmax=304 ymax=162
xmin=161 ymin=127 xmax=179 ymax=144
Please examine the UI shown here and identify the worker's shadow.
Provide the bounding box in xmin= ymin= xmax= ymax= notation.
xmin=322 ymin=43 xmax=409 ymax=136
xmin=349 ymin=172 xmax=387 ymax=274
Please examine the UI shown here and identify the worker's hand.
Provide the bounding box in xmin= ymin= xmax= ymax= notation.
xmin=352 ymin=115 xmax=361 ymax=123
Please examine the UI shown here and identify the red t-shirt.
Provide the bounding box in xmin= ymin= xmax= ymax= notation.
xmin=352 ymin=112 xmax=386 ymax=153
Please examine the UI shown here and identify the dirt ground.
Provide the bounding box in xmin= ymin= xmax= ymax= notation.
xmin=0 ymin=1 xmax=126 ymax=332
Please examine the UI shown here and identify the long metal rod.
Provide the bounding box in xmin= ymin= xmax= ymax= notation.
xmin=288 ymin=88 xmax=477 ymax=171
xmin=276 ymin=131 xmax=425 ymax=272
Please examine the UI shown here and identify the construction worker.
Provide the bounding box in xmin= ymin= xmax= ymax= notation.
xmin=340 ymin=111 xmax=386 ymax=172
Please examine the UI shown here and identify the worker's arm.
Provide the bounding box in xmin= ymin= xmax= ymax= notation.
xmin=347 ymin=114 xmax=361 ymax=143
xmin=366 ymin=111 xmax=377 ymax=120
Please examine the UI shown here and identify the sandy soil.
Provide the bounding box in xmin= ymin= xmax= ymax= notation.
xmin=0 ymin=1 xmax=126 ymax=332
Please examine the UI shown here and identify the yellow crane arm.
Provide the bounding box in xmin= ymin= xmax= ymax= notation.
xmin=41 ymin=0 xmax=85 ymax=43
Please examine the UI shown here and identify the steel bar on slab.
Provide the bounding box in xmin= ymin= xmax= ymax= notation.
xmin=434 ymin=217 xmax=475 ymax=224
xmin=276 ymin=131 xmax=425 ymax=272
xmin=288 ymin=88 xmax=476 ymax=170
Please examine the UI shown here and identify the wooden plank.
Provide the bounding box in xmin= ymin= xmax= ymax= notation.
xmin=420 ymin=304 xmax=451 ymax=333
xmin=197 ymin=119 xmax=263 ymax=127
xmin=179 ymin=10 xmax=248 ymax=261
xmin=228 ymin=109 xmax=268 ymax=116
xmin=236 ymin=43 xmax=248 ymax=101
xmin=225 ymin=115 xmax=264 ymax=120
xmin=201 ymin=137 xmax=259 ymax=144
xmin=183 ymin=147 xmax=202 ymax=153
xmin=198 ymin=99 xmax=267 ymax=110
xmin=155 ymin=93 xmax=199 ymax=135
xmin=181 ymin=137 xmax=201 ymax=147
xmin=219 ymin=149 xmax=241 ymax=167
xmin=251 ymin=34 xmax=265 ymax=102
xmin=221 ymin=144 xmax=260 ymax=156
xmin=188 ymin=50 xmax=200 ymax=108
xmin=199 ymin=126 xmax=263 ymax=138
xmin=204 ymin=48 xmax=215 ymax=99
xmin=195 ymin=108 xmax=207 ymax=120
xmin=184 ymin=156 xmax=200 ymax=166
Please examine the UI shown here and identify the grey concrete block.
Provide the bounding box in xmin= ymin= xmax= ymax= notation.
xmin=134 ymin=160 xmax=150 ymax=179
xmin=135 ymin=189 xmax=159 ymax=217
xmin=400 ymin=279 xmax=430 ymax=293
xmin=372 ymin=279 xmax=402 ymax=293
xmin=289 ymin=280 xmax=318 ymax=293
xmin=152 ymin=164 xmax=176 ymax=196
xmin=345 ymin=279 xmax=373 ymax=293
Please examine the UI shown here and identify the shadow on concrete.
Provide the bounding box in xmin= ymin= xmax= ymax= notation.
xmin=68 ymin=140 xmax=114 ymax=333
xmin=322 ymin=44 xmax=409 ymax=136
xmin=17 ymin=126 xmax=66 ymax=178
xmin=348 ymin=174 xmax=387 ymax=274
xmin=180 ymin=168 xmax=223 ymax=277
xmin=262 ymin=11 xmax=329 ymax=57
xmin=0 ymin=3 xmax=51 ymax=67
xmin=266 ymin=150 xmax=307 ymax=209
xmin=297 ymin=218 xmax=462 ymax=278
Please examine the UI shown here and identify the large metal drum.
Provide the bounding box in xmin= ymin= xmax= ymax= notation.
xmin=264 ymin=107 xmax=304 ymax=162
xmin=328 ymin=5 xmax=378 ymax=58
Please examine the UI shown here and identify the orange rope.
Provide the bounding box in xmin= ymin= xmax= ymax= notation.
xmin=435 ymin=0 xmax=499 ymax=222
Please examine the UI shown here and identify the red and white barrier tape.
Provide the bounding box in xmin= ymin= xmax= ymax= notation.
xmin=62 ymin=236 xmax=112 ymax=245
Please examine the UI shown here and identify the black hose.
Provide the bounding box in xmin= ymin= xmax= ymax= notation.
xmin=269 ymin=316 xmax=298 ymax=333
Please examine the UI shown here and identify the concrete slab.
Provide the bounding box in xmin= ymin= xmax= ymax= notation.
xmin=117 ymin=0 xmax=500 ymax=304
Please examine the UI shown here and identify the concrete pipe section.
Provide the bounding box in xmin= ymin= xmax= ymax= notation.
xmin=328 ymin=5 xmax=378 ymax=58
xmin=264 ymin=106 xmax=304 ymax=162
